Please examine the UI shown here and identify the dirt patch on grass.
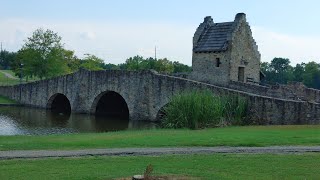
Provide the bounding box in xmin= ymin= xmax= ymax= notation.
xmin=116 ymin=175 xmax=198 ymax=180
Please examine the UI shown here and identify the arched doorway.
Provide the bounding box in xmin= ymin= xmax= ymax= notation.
xmin=47 ymin=93 xmax=71 ymax=115
xmin=92 ymin=91 xmax=129 ymax=120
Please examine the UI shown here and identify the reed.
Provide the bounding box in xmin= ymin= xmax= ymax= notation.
xmin=162 ymin=90 xmax=247 ymax=129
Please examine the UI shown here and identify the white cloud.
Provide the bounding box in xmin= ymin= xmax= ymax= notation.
xmin=79 ymin=31 xmax=96 ymax=40
xmin=252 ymin=26 xmax=320 ymax=65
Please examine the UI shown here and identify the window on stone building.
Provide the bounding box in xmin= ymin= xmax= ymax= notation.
xmin=216 ymin=58 xmax=221 ymax=67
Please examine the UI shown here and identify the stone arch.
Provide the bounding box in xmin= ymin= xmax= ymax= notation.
xmin=47 ymin=93 xmax=71 ymax=115
xmin=90 ymin=91 xmax=129 ymax=119
xmin=155 ymin=102 xmax=171 ymax=121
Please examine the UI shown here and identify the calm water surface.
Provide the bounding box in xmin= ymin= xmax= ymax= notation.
xmin=0 ymin=106 xmax=157 ymax=135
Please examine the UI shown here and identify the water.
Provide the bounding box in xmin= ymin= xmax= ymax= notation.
xmin=0 ymin=106 xmax=158 ymax=135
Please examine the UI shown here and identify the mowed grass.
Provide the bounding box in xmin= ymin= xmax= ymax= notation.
xmin=0 ymin=70 xmax=39 ymax=86
xmin=1 ymin=153 xmax=320 ymax=179
xmin=0 ymin=95 xmax=17 ymax=104
xmin=0 ymin=70 xmax=21 ymax=85
xmin=1 ymin=125 xmax=320 ymax=151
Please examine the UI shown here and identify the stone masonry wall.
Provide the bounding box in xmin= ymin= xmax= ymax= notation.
xmin=191 ymin=52 xmax=231 ymax=85
xmin=229 ymin=80 xmax=320 ymax=103
xmin=285 ymin=82 xmax=320 ymax=103
xmin=0 ymin=70 xmax=318 ymax=124
xmin=150 ymin=72 xmax=320 ymax=124
xmin=229 ymin=14 xmax=260 ymax=83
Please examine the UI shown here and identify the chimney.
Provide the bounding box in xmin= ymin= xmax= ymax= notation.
xmin=204 ymin=16 xmax=214 ymax=24
xmin=235 ymin=13 xmax=246 ymax=22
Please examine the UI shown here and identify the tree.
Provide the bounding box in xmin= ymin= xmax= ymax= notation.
xmin=154 ymin=58 xmax=174 ymax=73
xmin=125 ymin=55 xmax=144 ymax=70
xmin=102 ymin=63 xmax=119 ymax=70
xmin=173 ymin=61 xmax=192 ymax=73
xmin=121 ymin=55 xmax=188 ymax=73
xmin=80 ymin=54 xmax=104 ymax=71
xmin=63 ymin=50 xmax=81 ymax=72
xmin=293 ymin=63 xmax=305 ymax=82
xmin=0 ymin=50 xmax=17 ymax=70
xmin=303 ymin=62 xmax=320 ymax=89
xmin=270 ymin=58 xmax=290 ymax=73
xmin=261 ymin=58 xmax=292 ymax=84
xmin=15 ymin=28 xmax=70 ymax=79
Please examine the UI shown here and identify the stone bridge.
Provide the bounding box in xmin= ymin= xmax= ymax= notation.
xmin=0 ymin=69 xmax=319 ymax=124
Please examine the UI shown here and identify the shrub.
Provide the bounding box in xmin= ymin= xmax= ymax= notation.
xmin=161 ymin=90 xmax=247 ymax=129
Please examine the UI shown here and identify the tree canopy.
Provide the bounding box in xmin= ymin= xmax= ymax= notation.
xmin=261 ymin=58 xmax=320 ymax=89
xmin=14 ymin=29 xmax=70 ymax=79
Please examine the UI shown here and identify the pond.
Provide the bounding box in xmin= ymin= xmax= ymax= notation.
xmin=0 ymin=106 xmax=158 ymax=135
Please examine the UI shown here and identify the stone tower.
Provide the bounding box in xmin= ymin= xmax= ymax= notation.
xmin=191 ymin=13 xmax=261 ymax=85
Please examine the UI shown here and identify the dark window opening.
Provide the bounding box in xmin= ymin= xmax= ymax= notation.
xmin=50 ymin=94 xmax=71 ymax=115
xmin=238 ymin=67 xmax=245 ymax=82
xmin=95 ymin=91 xmax=129 ymax=120
xmin=216 ymin=58 xmax=221 ymax=67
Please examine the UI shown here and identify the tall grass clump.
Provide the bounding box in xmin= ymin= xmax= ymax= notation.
xmin=161 ymin=90 xmax=247 ymax=129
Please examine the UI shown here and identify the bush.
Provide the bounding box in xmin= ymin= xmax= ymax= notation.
xmin=161 ymin=90 xmax=247 ymax=129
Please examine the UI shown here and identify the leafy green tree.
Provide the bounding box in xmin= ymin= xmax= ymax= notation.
xmin=261 ymin=58 xmax=292 ymax=84
xmin=125 ymin=55 xmax=144 ymax=70
xmin=293 ymin=63 xmax=305 ymax=82
xmin=80 ymin=54 xmax=104 ymax=71
xmin=63 ymin=50 xmax=80 ymax=72
xmin=303 ymin=62 xmax=320 ymax=89
xmin=173 ymin=61 xmax=192 ymax=73
xmin=260 ymin=62 xmax=270 ymax=73
xmin=0 ymin=50 xmax=17 ymax=70
xmin=154 ymin=58 xmax=174 ymax=73
xmin=15 ymin=28 xmax=70 ymax=79
xmin=102 ymin=63 xmax=119 ymax=70
xmin=270 ymin=58 xmax=291 ymax=73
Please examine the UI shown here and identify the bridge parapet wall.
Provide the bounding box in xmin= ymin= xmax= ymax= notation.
xmin=0 ymin=69 xmax=319 ymax=124
xmin=150 ymin=72 xmax=319 ymax=124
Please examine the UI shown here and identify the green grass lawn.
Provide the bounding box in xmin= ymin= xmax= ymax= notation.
xmin=1 ymin=70 xmax=17 ymax=76
xmin=0 ymin=95 xmax=17 ymax=104
xmin=0 ymin=70 xmax=39 ymax=86
xmin=0 ymin=70 xmax=21 ymax=85
xmin=1 ymin=153 xmax=319 ymax=179
xmin=1 ymin=125 xmax=320 ymax=151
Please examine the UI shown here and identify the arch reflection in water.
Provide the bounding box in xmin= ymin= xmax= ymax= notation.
xmin=0 ymin=106 xmax=156 ymax=135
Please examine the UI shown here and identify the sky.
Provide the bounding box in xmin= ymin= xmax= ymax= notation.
xmin=0 ymin=0 xmax=320 ymax=65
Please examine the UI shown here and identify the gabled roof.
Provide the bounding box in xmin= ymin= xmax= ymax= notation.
xmin=193 ymin=22 xmax=234 ymax=53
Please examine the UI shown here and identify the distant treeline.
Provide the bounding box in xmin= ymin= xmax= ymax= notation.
xmin=261 ymin=58 xmax=320 ymax=89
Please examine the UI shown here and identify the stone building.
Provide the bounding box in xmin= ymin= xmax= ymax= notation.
xmin=191 ymin=13 xmax=261 ymax=85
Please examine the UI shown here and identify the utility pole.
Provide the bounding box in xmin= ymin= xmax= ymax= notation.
xmin=0 ymin=42 xmax=3 ymax=67
xmin=154 ymin=46 xmax=157 ymax=60
xmin=0 ymin=42 xmax=2 ymax=60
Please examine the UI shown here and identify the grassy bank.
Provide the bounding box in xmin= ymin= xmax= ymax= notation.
xmin=0 ymin=70 xmax=39 ymax=86
xmin=0 ymin=70 xmax=20 ymax=86
xmin=0 ymin=95 xmax=17 ymax=104
xmin=1 ymin=125 xmax=320 ymax=151
xmin=1 ymin=153 xmax=319 ymax=179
